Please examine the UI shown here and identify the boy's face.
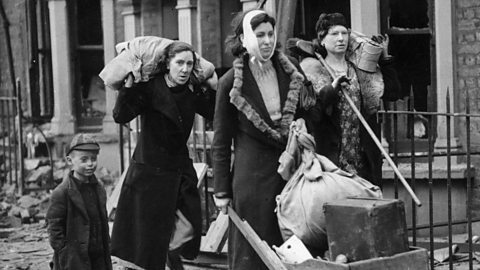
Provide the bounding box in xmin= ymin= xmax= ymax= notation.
xmin=66 ymin=150 xmax=98 ymax=181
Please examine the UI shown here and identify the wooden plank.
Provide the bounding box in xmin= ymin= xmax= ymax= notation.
xmin=285 ymin=259 xmax=348 ymax=270
xmin=106 ymin=169 xmax=128 ymax=218
xmin=349 ymin=247 xmax=429 ymax=270
xmin=194 ymin=162 xmax=208 ymax=188
xmin=200 ymin=212 xmax=229 ymax=253
xmin=228 ymin=206 xmax=287 ymax=270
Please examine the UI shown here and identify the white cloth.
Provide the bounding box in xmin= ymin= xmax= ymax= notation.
xmin=242 ymin=10 xmax=277 ymax=63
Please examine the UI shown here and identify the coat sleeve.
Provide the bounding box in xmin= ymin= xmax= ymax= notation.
xmin=379 ymin=58 xmax=403 ymax=102
xmin=299 ymin=57 xmax=337 ymax=123
xmin=46 ymin=187 xmax=67 ymax=251
xmin=194 ymin=87 xmax=216 ymax=121
xmin=212 ymin=69 xmax=236 ymax=198
xmin=112 ymin=83 xmax=149 ymax=124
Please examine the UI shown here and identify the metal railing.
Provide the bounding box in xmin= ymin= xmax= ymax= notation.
xmin=0 ymin=80 xmax=24 ymax=194
xmin=117 ymin=87 xmax=479 ymax=268
xmin=380 ymin=88 xmax=479 ymax=269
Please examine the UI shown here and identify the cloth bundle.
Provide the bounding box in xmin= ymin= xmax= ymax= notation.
xmin=276 ymin=119 xmax=383 ymax=250
xmin=99 ymin=36 xmax=216 ymax=90
xmin=346 ymin=31 xmax=384 ymax=73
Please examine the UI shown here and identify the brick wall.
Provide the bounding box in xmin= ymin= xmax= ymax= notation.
xmin=455 ymin=0 xmax=480 ymax=217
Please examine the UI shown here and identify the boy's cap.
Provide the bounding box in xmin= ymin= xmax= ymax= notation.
xmin=67 ymin=133 xmax=100 ymax=155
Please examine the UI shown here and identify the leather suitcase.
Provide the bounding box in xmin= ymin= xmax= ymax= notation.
xmin=323 ymin=197 xmax=409 ymax=263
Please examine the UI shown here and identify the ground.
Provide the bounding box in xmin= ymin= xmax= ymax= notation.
xmin=2 ymin=222 xmax=480 ymax=270
xmin=0 ymin=222 xmax=226 ymax=270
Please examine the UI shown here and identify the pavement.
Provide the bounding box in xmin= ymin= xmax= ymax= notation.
xmin=0 ymin=222 xmax=226 ymax=270
xmin=2 ymin=222 xmax=480 ymax=269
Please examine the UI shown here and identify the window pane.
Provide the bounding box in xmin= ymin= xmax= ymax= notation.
xmin=389 ymin=0 xmax=429 ymax=29
xmin=76 ymin=0 xmax=103 ymax=45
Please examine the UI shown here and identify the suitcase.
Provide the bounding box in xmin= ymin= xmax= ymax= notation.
xmin=323 ymin=197 xmax=409 ymax=263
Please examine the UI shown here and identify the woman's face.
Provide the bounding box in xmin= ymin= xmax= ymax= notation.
xmin=167 ymin=50 xmax=194 ymax=85
xmin=253 ymin=22 xmax=275 ymax=59
xmin=321 ymin=25 xmax=349 ymax=55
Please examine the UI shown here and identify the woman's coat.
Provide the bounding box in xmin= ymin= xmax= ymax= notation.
xmin=110 ymin=76 xmax=214 ymax=270
xmin=213 ymin=52 xmax=304 ymax=270
xmin=300 ymin=56 xmax=401 ymax=187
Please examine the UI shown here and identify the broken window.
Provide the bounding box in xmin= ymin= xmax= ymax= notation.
xmin=69 ymin=0 xmax=105 ymax=131
xmin=381 ymin=0 xmax=433 ymax=145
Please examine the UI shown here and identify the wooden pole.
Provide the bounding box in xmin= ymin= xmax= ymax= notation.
xmin=316 ymin=54 xmax=422 ymax=206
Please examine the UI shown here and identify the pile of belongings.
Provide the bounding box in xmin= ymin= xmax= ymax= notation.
xmin=276 ymin=119 xmax=383 ymax=252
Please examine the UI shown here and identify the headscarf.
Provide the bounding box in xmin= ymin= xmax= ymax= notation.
xmin=242 ymin=10 xmax=277 ymax=63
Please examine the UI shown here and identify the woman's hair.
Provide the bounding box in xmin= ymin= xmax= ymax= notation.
xmin=312 ymin=12 xmax=348 ymax=57
xmin=225 ymin=10 xmax=276 ymax=57
xmin=158 ymin=41 xmax=197 ymax=74
xmin=315 ymin=13 xmax=348 ymax=40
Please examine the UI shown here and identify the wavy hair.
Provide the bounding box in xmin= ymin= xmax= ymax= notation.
xmin=157 ymin=41 xmax=197 ymax=75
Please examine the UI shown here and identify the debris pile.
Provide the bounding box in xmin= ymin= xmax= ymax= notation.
xmin=0 ymin=158 xmax=119 ymax=230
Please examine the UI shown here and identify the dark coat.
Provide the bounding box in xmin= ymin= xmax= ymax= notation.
xmin=213 ymin=52 xmax=304 ymax=270
xmin=110 ymin=76 xmax=215 ymax=270
xmin=46 ymin=173 xmax=112 ymax=270
xmin=301 ymin=58 xmax=401 ymax=187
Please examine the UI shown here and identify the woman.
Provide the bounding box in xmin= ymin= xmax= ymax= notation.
xmin=300 ymin=13 xmax=401 ymax=187
xmin=110 ymin=41 xmax=215 ymax=270
xmin=212 ymin=9 xmax=311 ymax=270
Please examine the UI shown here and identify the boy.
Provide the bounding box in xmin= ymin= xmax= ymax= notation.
xmin=47 ymin=133 xmax=112 ymax=270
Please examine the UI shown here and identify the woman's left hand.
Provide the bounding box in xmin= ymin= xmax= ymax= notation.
xmin=372 ymin=34 xmax=391 ymax=59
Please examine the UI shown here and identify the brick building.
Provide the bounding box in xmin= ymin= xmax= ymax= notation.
xmin=1 ymin=0 xmax=479 ymax=231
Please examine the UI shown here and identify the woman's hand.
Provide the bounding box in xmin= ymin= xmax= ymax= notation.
xmin=214 ymin=196 xmax=231 ymax=214
xmin=331 ymin=74 xmax=350 ymax=91
xmin=124 ymin=73 xmax=134 ymax=88
xmin=372 ymin=34 xmax=392 ymax=59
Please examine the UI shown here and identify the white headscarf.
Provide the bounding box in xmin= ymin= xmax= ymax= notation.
xmin=242 ymin=10 xmax=277 ymax=63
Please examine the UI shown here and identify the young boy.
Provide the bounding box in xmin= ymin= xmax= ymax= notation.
xmin=47 ymin=133 xmax=112 ymax=270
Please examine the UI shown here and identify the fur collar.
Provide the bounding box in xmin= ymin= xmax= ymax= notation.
xmin=229 ymin=52 xmax=304 ymax=143
xmin=300 ymin=56 xmax=384 ymax=115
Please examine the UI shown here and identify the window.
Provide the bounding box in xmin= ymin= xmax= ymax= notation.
xmin=293 ymin=0 xmax=351 ymax=41
xmin=382 ymin=0 xmax=432 ymax=113
xmin=69 ymin=0 xmax=105 ymax=131
xmin=380 ymin=0 xmax=434 ymax=149
xmin=27 ymin=0 xmax=53 ymax=119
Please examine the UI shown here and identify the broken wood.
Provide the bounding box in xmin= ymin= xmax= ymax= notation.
xmin=200 ymin=212 xmax=229 ymax=253
xmin=431 ymin=244 xmax=458 ymax=263
xmin=194 ymin=163 xmax=208 ymax=188
xmin=228 ymin=206 xmax=287 ymax=270
xmin=106 ymin=168 xmax=128 ymax=218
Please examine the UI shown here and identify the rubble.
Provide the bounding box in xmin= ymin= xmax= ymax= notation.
xmin=0 ymin=156 xmax=119 ymax=229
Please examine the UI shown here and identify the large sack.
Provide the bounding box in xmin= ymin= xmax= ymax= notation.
xmin=99 ymin=36 xmax=216 ymax=90
xmin=276 ymin=119 xmax=382 ymax=250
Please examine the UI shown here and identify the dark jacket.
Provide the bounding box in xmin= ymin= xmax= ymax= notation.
xmin=46 ymin=173 xmax=112 ymax=270
xmin=213 ymin=52 xmax=305 ymax=270
xmin=110 ymin=75 xmax=215 ymax=270
xmin=301 ymin=57 xmax=401 ymax=187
